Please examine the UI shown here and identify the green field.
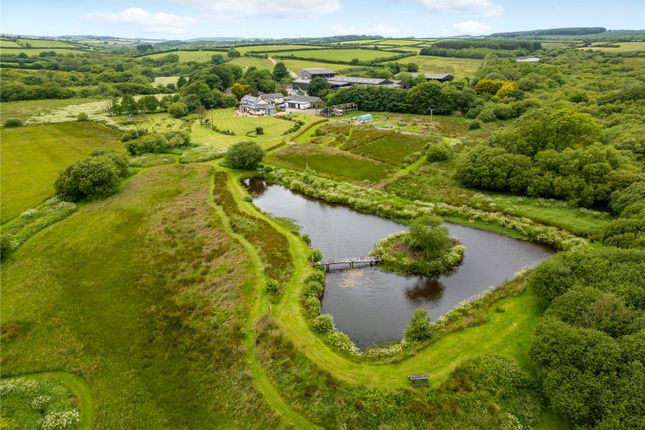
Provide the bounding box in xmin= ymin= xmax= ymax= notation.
xmin=0 ymin=122 xmax=121 ymax=222
xmin=344 ymin=130 xmax=429 ymax=165
xmin=276 ymin=48 xmax=402 ymax=62
xmin=0 ymin=48 xmax=85 ymax=56
xmin=396 ymin=55 xmax=482 ymax=77
xmin=279 ymin=58 xmax=358 ymax=74
xmin=373 ymin=39 xmax=423 ymax=46
xmin=236 ymin=44 xmax=322 ymax=54
xmin=0 ymin=164 xmax=280 ymax=428
xmin=11 ymin=38 xmax=77 ymax=48
xmin=228 ymin=56 xmax=275 ymax=70
xmin=269 ymin=143 xmax=394 ymax=182
xmin=0 ymin=39 xmax=21 ymax=47
xmin=153 ymin=76 xmax=179 ymax=86
xmin=624 ymin=57 xmax=645 ymax=67
xmin=0 ymin=98 xmax=102 ymax=122
xmin=142 ymin=50 xmax=226 ymax=62
xmin=584 ymin=41 xmax=645 ymax=52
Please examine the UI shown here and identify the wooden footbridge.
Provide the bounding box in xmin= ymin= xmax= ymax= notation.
xmin=315 ymin=256 xmax=381 ymax=272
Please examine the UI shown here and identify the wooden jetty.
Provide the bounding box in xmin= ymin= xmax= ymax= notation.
xmin=315 ymin=256 xmax=381 ymax=272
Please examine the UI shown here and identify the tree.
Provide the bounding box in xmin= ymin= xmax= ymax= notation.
xmin=211 ymin=54 xmax=226 ymax=65
xmin=120 ymin=94 xmax=138 ymax=115
xmin=224 ymin=142 xmax=265 ymax=169
xmin=176 ymin=76 xmax=188 ymax=89
xmin=313 ymin=314 xmax=335 ymax=334
xmin=406 ymin=63 xmax=419 ymax=72
xmin=307 ymin=77 xmax=330 ymax=97
xmin=272 ymin=62 xmax=289 ymax=81
xmin=55 ymin=156 xmax=122 ymax=202
xmin=167 ymin=102 xmax=188 ymax=118
xmin=231 ymin=82 xmax=251 ymax=100
xmin=227 ymin=48 xmax=241 ymax=58
xmin=404 ymin=215 xmax=450 ymax=259
xmin=404 ymin=308 xmax=433 ymax=342
xmin=406 ymin=81 xmax=446 ymax=114
xmin=136 ymin=44 xmax=154 ymax=54
xmin=137 ymin=95 xmax=159 ymax=113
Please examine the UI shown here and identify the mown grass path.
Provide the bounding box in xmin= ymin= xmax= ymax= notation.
xmin=209 ymin=167 xmax=321 ymax=430
xmin=223 ymin=169 xmax=545 ymax=390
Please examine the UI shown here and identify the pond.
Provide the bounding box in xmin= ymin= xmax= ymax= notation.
xmin=244 ymin=178 xmax=553 ymax=348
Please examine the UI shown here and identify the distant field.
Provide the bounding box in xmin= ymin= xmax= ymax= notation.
xmin=0 ymin=48 xmax=85 ymax=56
xmin=275 ymin=48 xmax=402 ymax=62
xmin=397 ymin=55 xmax=482 ymax=77
xmin=0 ymin=39 xmax=20 ymax=47
xmin=12 ymin=38 xmax=77 ymax=48
xmin=279 ymin=58 xmax=358 ymax=74
xmin=153 ymin=76 xmax=179 ymax=86
xmin=584 ymin=41 xmax=645 ymax=52
xmin=373 ymin=39 xmax=422 ymax=46
xmin=236 ymin=44 xmax=321 ymax=54
xmin=269 ymin=143 xmax=394 ymax=182
xmin=1 ymin=98 xmax=102 ymax=122
xmin=142 ymin=50 xmax=226 ymax=62
xmin=334 ymin=39 xmax=382 ymax=45
xmin=0 ymin=122 xmax=122 ymax=222
xmin=624 ymin=57 xmax=645 ymax=67
xmin=228 ymin=56 xmax=274 ymax=70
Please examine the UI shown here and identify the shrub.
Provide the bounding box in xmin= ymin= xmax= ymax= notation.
xmin=405 ymin=216 xmax=450 ymax=259
xmin=469 ymin=120 xmax=481 ymax=130
xmin=91 ymin=150 xmax=128 ymax=177
xmin=224 ymin=141 xmax=265 ymax=170
xmin=313 ymin=314 xmax=335 ymax=334
xmin=309 ymin=248 xmax=323 ymax=262
xmin=404 ymin=308 xmax=433 ymax=342
xmin=54 ymin=156 xmax=121 ymax=202
xmin=303 ymin=296 xmax=321 ymax=315
xmin=77 ymin=112 xmax=89 ymax=121
xmin=168 ymin=102 xmax=188 ymax=118
xmin=305 ymin=271 xmax=325 ymax=284
xmin=4 ymin=118 xmax=23 ymax=127
xmin=426 ymin=144 xmax=451 ymax=162
xmin=120 ymin=128 xmax=147 ymax=142
xmin=266 ymin=278 xmax=279 ymax=294
xmin=304 ymin=280 xmax=324 ymax=297
xmin=0 ymin=233 xmax=17 ymax=260
xmin=255 ymin=126 xmax=264 ymax=135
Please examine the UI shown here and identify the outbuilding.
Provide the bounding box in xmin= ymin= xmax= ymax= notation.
xmin=300 ymin=67 xmax=337 ymax=79
xmin=285 ymin=95 xmax=322 ymax=110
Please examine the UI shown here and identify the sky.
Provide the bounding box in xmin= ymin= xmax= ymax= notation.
xmin=1 ymin=0 xmax=643 ymax=40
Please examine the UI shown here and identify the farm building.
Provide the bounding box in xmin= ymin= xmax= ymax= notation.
xmin=327 ymin=76 xmax=402 ymax=89
xmin=285 ymin=95 xmax=322 ymax=110
xmin=239 ymin=95 xmax=277 ymax=116
xmin=300 ymin=67 xmax=337 ymax=79
xmin=291 ymin=78 xmax=311 ymax=91
xmin=260 ymin=93 xmax=286 ymax=104
xmin=424 ymin=73 xmax=454 ymax=82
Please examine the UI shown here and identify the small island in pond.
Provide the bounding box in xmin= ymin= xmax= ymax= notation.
xmin=372 ymin=216 xmax=464 ymax=276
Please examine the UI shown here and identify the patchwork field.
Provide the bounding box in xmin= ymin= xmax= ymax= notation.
xmin=0 ymin=122 xmax=121 ymax=221
xmin=269 ymin=143 xmax=394 ymax=182
xmin=0 ymin=164 xmax=280 ymax=429
xmin=275 ymin=48 xmax=403 ymax=62
xmin=397 ymin=55 xmax=483 ymax=77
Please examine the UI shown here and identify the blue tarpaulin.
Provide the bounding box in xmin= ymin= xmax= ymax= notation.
xmin=356 ymin=114 xmax=373 ymax=123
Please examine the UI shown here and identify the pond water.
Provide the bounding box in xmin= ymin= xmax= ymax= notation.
xmin=244 ymin=178 xmax=553 ymax=348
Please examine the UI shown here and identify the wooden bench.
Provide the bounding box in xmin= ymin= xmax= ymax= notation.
xmin=407 ymin=373 xmax=429 ymax=387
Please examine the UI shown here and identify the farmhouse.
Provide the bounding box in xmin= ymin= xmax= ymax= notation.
xmin=239 ymin=95 xmax=276 ymax=116
xmin=300 ymin=67 xmax=337 ymax=79
xmin=285 ymin=95 xmax=322 ymax=110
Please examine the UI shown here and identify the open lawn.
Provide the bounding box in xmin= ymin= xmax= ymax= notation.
xmin=269 ymin=143 xmax=394 ymax=182
xmin=0 ymin=164 xmax=280 ymax=429
xmin=0 ymin=122 xmax=121 ymax=222
xmin=190 ymin=108 xmax=317 ymax=150
xmin=275 ymin=48 xmax=402 ymax=62
xmin=395 ymin=55 xmax=482 ymax=77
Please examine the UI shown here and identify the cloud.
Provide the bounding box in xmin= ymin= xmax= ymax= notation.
xmin=174 ymin=0 xmax=341 ymax=19
xmin=331 ymin=23 xmax=400 ymax=36
xmin=418 ymin=0 xmax=503 ymax=17
xmin=452 ymin=20 xmax=491 ymax=35
xmin=86 ymin=8 xmax=195 ymax=34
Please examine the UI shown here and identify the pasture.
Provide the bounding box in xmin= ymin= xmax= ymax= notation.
xmin=10 ymin=38 xmax=77 ymax=48
xmin=396 ymin=55 xmax=482 ymax=76
xmin=624 ymin=57 xmax=645 ymax=67
xmin=269 ymin=143 xmax=394 ymax=182
xmin=585 ymin=41 xmax=645 ymax=52
xmin=142 ymin=50 xmax=226 ymax=62
xmin=275 ymin=48 xmax=403 ymax=62
xmin=0 ymin=164 xmax=279 ymax=429
xmin=228 ymin=56 xmax=274 ymax=70
xmin=373 ymin=39 xmax=423 ymax=46
xmin=153 ymin=76 xmax=179 ymax=86
xmin=0 ymin=48 xmax=86 ymax=56
xmin=0 ymin=98 xmax=102 ymax=122
xmin=0 ymin=122 xmax=121 ymax=222
xmin=279 ymin=58 xmax=357 ymax=74
xmin=236 ymin=44 xmax=322 ymax=54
